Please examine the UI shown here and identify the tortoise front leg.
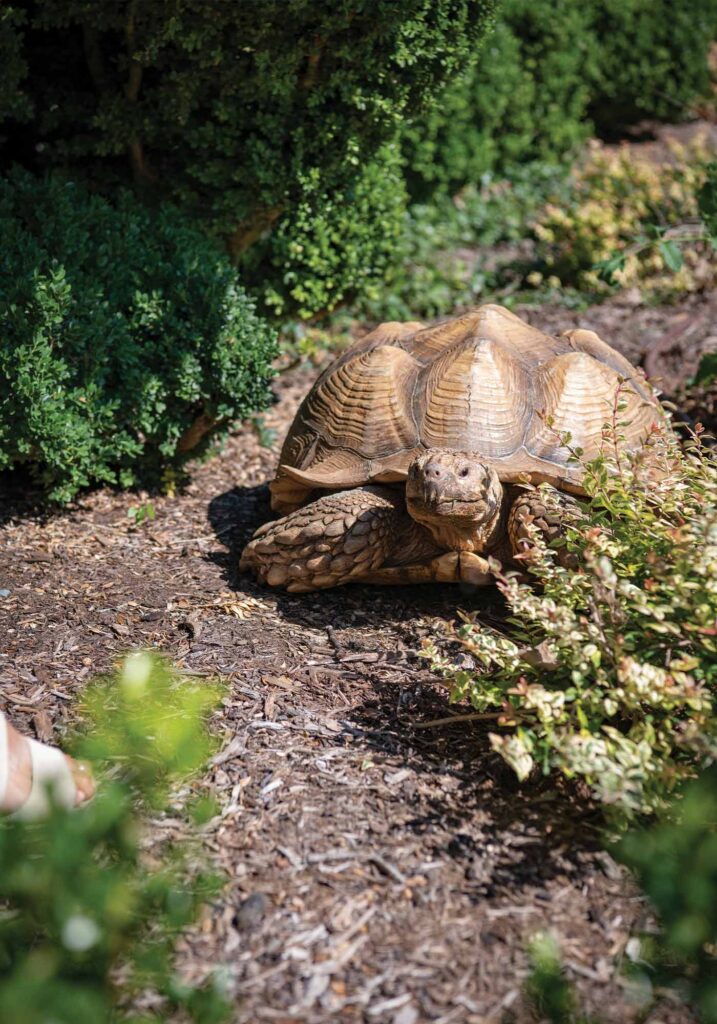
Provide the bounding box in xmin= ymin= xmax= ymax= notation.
xmin=507 ymin=485 xmax=585 ymax=568
xmin=240 ymin=486 xmax=409 ymax=592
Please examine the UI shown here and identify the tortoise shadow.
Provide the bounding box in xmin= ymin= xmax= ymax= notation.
xmin=346 ymin=679 xmax=606 ymax=897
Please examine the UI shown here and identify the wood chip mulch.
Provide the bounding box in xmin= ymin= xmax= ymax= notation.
xmin=2 ymin=298 xmax=710 ymax=1023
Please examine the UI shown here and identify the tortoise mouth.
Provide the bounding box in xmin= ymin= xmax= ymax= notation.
xmin=408 ymin=492 xmax=499 ymax=523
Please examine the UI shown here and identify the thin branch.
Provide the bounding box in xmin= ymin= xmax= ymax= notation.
xmin=301 ymin=35 xmax=324 ymax=89
xmin=124 ymin=0 xmax=156 ymax=187
xmin=177 ymin=411 xmax=217 ymax=454
xmin=302 ymin=51 xmax=322 ymax=89
xmin=618 ymin=222 xmax=709 ymax=264
xmin=412 ymin=711 xmax=504 ymax=730
xmin=226 ymin=206 xmax=284 ymax=262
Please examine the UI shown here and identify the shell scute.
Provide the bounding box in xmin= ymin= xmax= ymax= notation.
xmin=300 ymin=345 xmax=420 ymax=457
xmin=421 ymin=335 xmax=531 ymax=456
xmin=398 ymin=309 xmax=484 ymax=363
xmin=562 ymin=328 xmax=653 ymax=400
xmin=526 ymin=350 xmax=656 ymax=467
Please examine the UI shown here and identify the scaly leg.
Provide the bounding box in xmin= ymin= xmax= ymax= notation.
xmin=507 ymin=485 xmax=585 ymax=568
xmin=241 ymin=486 xmax=411 ymax=592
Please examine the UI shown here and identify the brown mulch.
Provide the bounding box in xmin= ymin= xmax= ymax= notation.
xmin=2 ymin=296 xmax=714 ymax=1024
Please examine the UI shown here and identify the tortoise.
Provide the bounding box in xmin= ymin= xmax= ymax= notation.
xmin=241 ymin=304 xmax=660 ymax=592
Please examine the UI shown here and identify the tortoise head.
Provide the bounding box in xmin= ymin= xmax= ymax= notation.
xmin=405 ymin=450 xmax=504 ymax=552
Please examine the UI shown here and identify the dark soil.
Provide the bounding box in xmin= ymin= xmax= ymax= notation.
xmin=2 ymin=296 xmax=714 ymax=1024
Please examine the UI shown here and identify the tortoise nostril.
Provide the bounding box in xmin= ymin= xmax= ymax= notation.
xmin=459 ymin=467 xmax=470 ymax=478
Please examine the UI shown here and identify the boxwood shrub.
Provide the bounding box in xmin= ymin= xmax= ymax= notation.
xmin=250 ymin=143 xmax=409 ymax=321
xmin=0 ymin=1 xmax=497 ymax=322
xmin=588 ymin=0 xmax=717 ymax=130
xmin=0 ymin=171 xmax=277 ymax=502
xmin=402 ymin=0 xmax=594 ymax=200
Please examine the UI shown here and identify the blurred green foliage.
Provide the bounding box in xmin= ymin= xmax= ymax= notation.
xmin=615 ymin=767 xmax=717 ymax=1022
xmin=403 ymin=0 xmax=593 ymax=200
xmin=405 ymin=0 xmax=717 ymax=200
xmin=0 ymin=652 xmax=229 ymax=1024
xmin=699 ymin=163 xmax=717 ymax=241
xmin=525 ymin=772 xmax=717 ymax=1023
xmin=531 ymin=136 xmax=717 ymax=299
xmin=588 ymin=0 xmax=717 ymax=129
xmin=0 ymin=170 xmax=277 ymax=503
xmin=355 ymin=162 xmax=570 ymax=322
xmin=525 ymin=933 xmax=594 ymax=1024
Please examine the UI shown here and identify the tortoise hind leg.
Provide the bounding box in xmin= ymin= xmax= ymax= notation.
xmin=240 ymin=486 xmax=407 ymax=592
xmin=507 ymin=485 xmax=585 ymax=569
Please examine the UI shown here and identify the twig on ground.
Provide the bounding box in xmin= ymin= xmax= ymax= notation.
xmin=413 ymin=711 xmax=503 ymax=729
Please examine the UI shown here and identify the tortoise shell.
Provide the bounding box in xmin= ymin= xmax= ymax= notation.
xmin=271 ymin=305 xmax=660 ymax=512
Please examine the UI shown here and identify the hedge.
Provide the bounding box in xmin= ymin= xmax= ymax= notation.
xmin=0 ymin=1 xmax=496 ymax=318
xmin=402 ymin=0 xmax=594 ymax=199
xmin=0 ymin=171 xmax=277 ymax=502
xmin=248 ymin=143 xmax=409 ymax=320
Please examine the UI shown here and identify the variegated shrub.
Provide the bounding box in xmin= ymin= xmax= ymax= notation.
xmin=425 ymin=414 xmax=717 ymax=819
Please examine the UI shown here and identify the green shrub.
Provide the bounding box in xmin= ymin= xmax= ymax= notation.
xmin=0 ymin=652 xmax=229 ymax=1024
xmin=250 ymin=143 xmax=408 ymax=321
xmin=0 ymin=171 xmax=277 ymax=503
xmin=0 ymin=1 xmax=496 ymax=320
xmin=588 ymin=0 xmax=717 ymax=130
xmin=531 ymin=137 xmax=716 ymax=298
xmin=402 ymin=0 xmax=593 ymax=200
xmin=424 ymin=416 xmax=717 ymax=821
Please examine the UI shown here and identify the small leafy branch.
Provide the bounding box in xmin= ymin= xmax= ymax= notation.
xmin=532 ymin=140 xmax=717 ymax=298
xmin=127 ymin=502 xmax=156 ymax=528
xmin=594 ymin=221 xmax=710 ymax=282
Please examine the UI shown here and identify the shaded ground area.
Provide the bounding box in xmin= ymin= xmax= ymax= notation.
xmin=2 ymin=297 xmax=714 ymax=1023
